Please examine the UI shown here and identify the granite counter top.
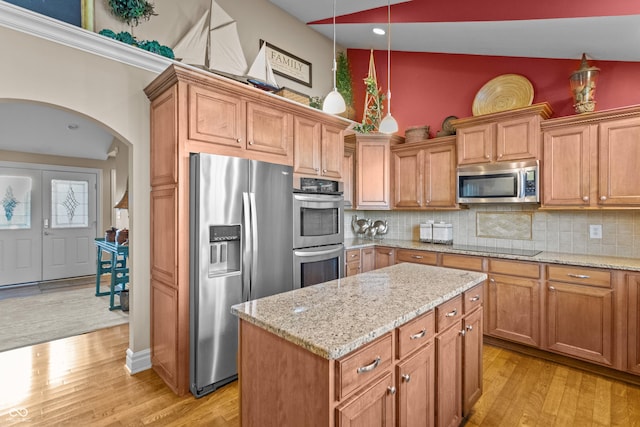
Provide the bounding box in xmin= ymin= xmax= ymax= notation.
xmin=231 ymin=263 xmax=486 ymax=360
xmin=345 ymin=238 xmax=640 ymax=272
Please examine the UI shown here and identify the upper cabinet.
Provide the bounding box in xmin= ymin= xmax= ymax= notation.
xmin=542 ymin=106 xmax=640 ymax=208
xmin=344 ymin=133 xmax=404 ymax=210
xmin=293 ymin=116 xmax=344 ymax=180
xmin=452 ymin=103 xmax=552 ymax=165
xmin=391 ymin=136 xmax=458 ymax=209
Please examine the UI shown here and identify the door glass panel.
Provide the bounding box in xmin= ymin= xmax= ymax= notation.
xmin=300 ymin=207 xmax=339 ymax=236
xmin=0 ymin=175 xmax=32 ymax=229
xmin=301 ymin=257 xmax=339 ymax=288
xmin=50 ymin=179 xmax=89 ymax=228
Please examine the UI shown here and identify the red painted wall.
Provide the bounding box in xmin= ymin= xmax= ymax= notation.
xmin=347 ymin=49 xmax=640 ymax=137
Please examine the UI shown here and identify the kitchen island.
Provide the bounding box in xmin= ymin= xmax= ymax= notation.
xmin=231 ymin=262 xmax=487 ymax=427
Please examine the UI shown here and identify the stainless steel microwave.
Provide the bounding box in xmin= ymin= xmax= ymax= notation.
xmin=456 ymin=160 xmax=540 ymax=204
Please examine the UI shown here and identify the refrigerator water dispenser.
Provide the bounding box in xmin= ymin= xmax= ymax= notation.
xmin=208 ymin=225 xmax=240 ymax=276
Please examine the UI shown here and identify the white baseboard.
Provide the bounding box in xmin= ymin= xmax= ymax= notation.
xmin=125 ymin=347 xmax=152 ymax=374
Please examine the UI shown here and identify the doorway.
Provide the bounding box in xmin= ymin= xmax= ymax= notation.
xmin=0 ymin=163 xmax=99 ymax=287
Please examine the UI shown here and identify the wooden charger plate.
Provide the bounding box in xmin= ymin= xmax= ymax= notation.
xmin=472 ymin=74 xmax=534 ymax=116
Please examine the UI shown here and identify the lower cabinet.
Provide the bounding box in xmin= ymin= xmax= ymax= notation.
xmin=396 ymin=249 xmax=438 ymax=265
xmin=345 ymin=249 xmax=361 ymax=277
xmin=396 ymin=342 xmax=435 ymax=427
xmin=462 ymin=307 xmax=483 ymax=416
xmin=628 ymin=274 xmax=640 ymax=374
xmin=361 ymin=247 xmax=376 ymax=273
xmin=375 ymin=247 xmax=395 ymax=269
xmin=435 ymin=321 xmax=462 ymax=427
xmin=336 ymin=372 xmax=395 ymax=427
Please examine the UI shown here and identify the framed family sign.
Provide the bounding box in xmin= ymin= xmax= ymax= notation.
xmin=260 ymin=40 xmax=312 ymax=87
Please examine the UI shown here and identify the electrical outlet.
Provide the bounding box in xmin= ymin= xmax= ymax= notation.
xmin=589 ymin=224 xmax=602 ymax=239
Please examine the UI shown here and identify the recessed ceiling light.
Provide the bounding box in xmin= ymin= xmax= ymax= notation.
xmin=373 ymin=27 xmax=385 ymax=35
xmin=67 ymin=123 xmax=79 ymax=130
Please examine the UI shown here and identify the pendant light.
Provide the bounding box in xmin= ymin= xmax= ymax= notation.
xmin=379 ymin=0 xmax=398 ymax=134
xmin=322 ymin=0 xmax=346 ymax=114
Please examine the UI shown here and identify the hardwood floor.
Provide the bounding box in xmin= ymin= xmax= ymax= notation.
xmin=0 ymin=324 xmax=638 ymax=426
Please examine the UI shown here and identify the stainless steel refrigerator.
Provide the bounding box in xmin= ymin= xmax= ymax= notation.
xmin=189 ymin=152 xmax=293 ymax=398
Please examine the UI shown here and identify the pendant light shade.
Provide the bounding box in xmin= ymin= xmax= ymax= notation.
xmin=322 ymin=0 xmax=346 ymax=114
xmin=379 ymin=0 xmax=398 ymax=134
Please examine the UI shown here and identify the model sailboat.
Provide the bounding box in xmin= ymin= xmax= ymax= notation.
xmin=172 ymin=0 xmax=279 ymax=90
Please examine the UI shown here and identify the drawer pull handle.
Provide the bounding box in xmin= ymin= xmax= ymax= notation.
xmin=387 ymin=252 xmax=393 ymax=255
xmin=356 ymin=356 xmax=381 ymax=374
xmin=401 ymin=374 xmax=411 ymax=383
xmin=388 ymin=386 xmax=396 ymax=395
xmin=469 ymin=295 xmax=480 ymax=302
xmin=549 ymin=286 xmax=556 ymax=291
xmin=567 ymin=273 xmax=590 ymax=279
xmin=350 ymin=254 xmax=357 ymax=258
xmin=410 ymin=329 xmax=427 ymax=340
xmin=445 ymin=309 xmax=458 ymax=317
xmin=411 ymin=255 xmax=423 ymax=259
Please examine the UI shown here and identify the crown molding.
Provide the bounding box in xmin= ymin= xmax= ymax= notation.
xmin=0 ymin=2 xmax=171 ymax=74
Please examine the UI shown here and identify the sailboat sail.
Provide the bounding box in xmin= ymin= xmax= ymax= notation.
xmin=246 ymin=44 xmax=279 ymax=90
xmin=209 ymin=22 xmax=248 ymax=76
xmin=172 ymin=10 xmax=209 ymax=67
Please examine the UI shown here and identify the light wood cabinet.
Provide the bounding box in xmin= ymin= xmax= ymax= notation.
xmin=336 ymin=373 xmax=395 ymax=427
xmin=435 ymin=319 xmax=463 ymax=427
xmin=343 ymin=142 xmax=355 ymax=208
xmin=545 ymin=265 xmax=614 ymax=366
xmin=345 ymin=249 xmax=361 ymax=277
xmin=628 ymin=274 xmax=640 ymax=375
xmin=375 ymin=247 xmax=395 ymax=269
xmin=293 ymin=116 xmax=344 ymax=180
xmin=462 ymin=306 xmax=483 ymax=416
xmin=396 ymin=249 xmax=438 ymax=266
xmin=452 ymin=103 xmax=552 ymax=165
xmin=396 ymin=342 xmax=435 ymax=427
xmin=441 ymin=253 xmax=484 ymax=271
xmin=486 ymin=259 xmax=542 ymax=347
xmin=145 ymin=64 xmax=350 ymax=395
xmin=345 ymin=133 xmax=404 ymax=210
xmin=542 ymin=107 xmax=640 ymax=208
xmin=391 ymin=137 xmax=457 ymax=209
xmin=361 ymin=247 xmax=376 ymax=273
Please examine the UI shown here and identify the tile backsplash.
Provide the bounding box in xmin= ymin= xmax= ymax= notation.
xmin=345 ymin=205 xmax=640 ymax=258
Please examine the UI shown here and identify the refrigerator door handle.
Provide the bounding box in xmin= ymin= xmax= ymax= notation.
xmin=249 ymin=192 xmax=259 ymax=300
xmin=242 ymin=192 xmax=251 ymax=302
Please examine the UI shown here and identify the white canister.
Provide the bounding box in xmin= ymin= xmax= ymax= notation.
xmin=432 ymin=222 xmax=453 ymax=244
xmin=419 ymin=221 xmax=434 ymax=243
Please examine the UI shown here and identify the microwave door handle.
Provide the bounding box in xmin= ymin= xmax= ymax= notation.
xmin=242 ymin=192 xmax=251 ymax=302
xmin=519 ymin=170 xmax=525 ymax=199
xmin=249 ymin=192 xmax=258 ymax=300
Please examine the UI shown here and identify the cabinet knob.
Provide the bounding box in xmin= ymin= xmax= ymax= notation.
xmin=583 ymin=196 xmax=589 ymax=202
xmin=460 ymin=329 xmax=466 ymax=336
xmin=426 ymin=200 xmax=430 ymax=204
xmin=387 ymin=252 xmax=393 ymax=255
xmin=549 ymin=286 xmax=556 ymax=291
xmin=315 ymin=168 xmax=320 ymax=172
xmin=236 ymin=138 xmax=242 ymax=143
xmin=387 ymin=386 xmax=397 ymax=395
xmin=401 ymin=374 xmax=411 ymax=383
xmin=498 ymin=154 xmax=503 ymax=158
xmin=600 ymin=196 xmax=607 ymax=201
xmin=249 ymin=140 xmax=254 ymax=145
xmin=322 ymin=169 xmax=327 ymax=173
xmin=485 ymin=154 xmax=490 ymax=159
xmin=466 ymin=325 xmax=474 ymax=332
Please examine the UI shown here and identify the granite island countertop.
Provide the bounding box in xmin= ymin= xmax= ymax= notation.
xmin=231 ymin=263 xmax=486 ymax=360
xmin=345 ymin=238 xmax=640 ymax=272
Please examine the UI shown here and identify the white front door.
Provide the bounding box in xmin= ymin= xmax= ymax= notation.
xmin=0 ymin=167 xmax=42 ymax=285
xmin=42 ymin=170 xmax=97 ymax=281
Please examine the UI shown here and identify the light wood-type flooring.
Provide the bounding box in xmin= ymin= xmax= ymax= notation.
xmin=0 ymin=324 xmax=638 ymax=426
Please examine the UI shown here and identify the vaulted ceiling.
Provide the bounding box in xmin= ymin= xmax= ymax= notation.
xmin=272 ymin=0 xmax=640 ymax=61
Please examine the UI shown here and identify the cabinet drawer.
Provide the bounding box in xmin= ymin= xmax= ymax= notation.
xmin=441 ymin=254 xmax=484 ymax=271
xmin=547 ymin=265 xmax=611 ymax=288
xmin=336 ymin=333 xmax=393 ymax=401
xmin=345 ymin=249 xmax=361 ymax=263
xmin=463 ymin=284 xmax=484 ymax=314
xmin=436 ymin=295 xmax=463 ymax=332
xmin=397 ymin=311 xmax=435 ymax=359
xmin=396 ymin=249 xmax=438 ymax=265
xmin=489 ymin=259 xmax=540 ymax=279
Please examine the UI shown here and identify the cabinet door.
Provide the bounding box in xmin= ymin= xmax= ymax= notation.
xmin=345 ymin=249 xmax=361 ymax=277
xmin=456 ymin=123 xmax=493 ymax=165
xmin=321 ymin=125 xmax=344 ymax=180
xmin=375 ymin=247 xmax=395 ymax=269
xmin=628 ymin=274 xmax=640 ymax=374
xmin=397 ymin=343 xmax=435 ymax=427
xmin=293 ymin=116 xmax=321 ymax=176
xmin=495 ymin=115 xmax=539 ymax=161
xmin=546 ymin=282 xmax=614 ymax=366
xmin=392 ymin=147 xmax=424 ymax=208
xmin=598 ymin=116 xmax=640 ymax=205
xmin=357 ymin=139 xmax=391 ymax=209
xmin=542 ymin=124 xmax=593 ymax=207
xmin=188 ymin=85 xmax=245 ymax=148
xmin=361 ymin=247 xmax=376 ymax=273
xmin=487 ymin=274 xmax=540 ymax=347
xmin=462 ymin=307 xmax=483 ymax=417
xmin=435 ymin=321 xmax=463 ymax=427
xmin=246 ymin=102 xmax=292 ymax=160
xmin=343 ymin=147 xmax=355 ymax=209
xmin=424 ymin=143 xmax=456 ymax=207
xmin=336 ymin=372 xmax=395 ymax=427
xmin=396 ymin=249 xmax=438 ymax=266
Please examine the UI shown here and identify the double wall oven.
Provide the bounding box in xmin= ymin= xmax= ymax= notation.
xmin=293 ymin=177 xmax=344 ymax=289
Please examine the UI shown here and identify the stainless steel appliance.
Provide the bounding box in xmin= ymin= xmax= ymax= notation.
xmin=292 ymin=177 xmax=344 ymax=288
xmin=457 ymin=160 xmax=539 ymax=204
xmin=189 ymin=153 xmax=293 ymax=398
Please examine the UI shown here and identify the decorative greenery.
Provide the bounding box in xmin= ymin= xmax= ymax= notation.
xmin=108 ymin=0 xmax=157 ymax=27
xmin=309 ymin=96 xmax=323 ymax=110
xmin=336 ymin=52 xmax=354 ymax=109
xmin=353 ymin=76 xmax=385 ymax=133
xmin=99 ymin=29 xmax=175 ymax=59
